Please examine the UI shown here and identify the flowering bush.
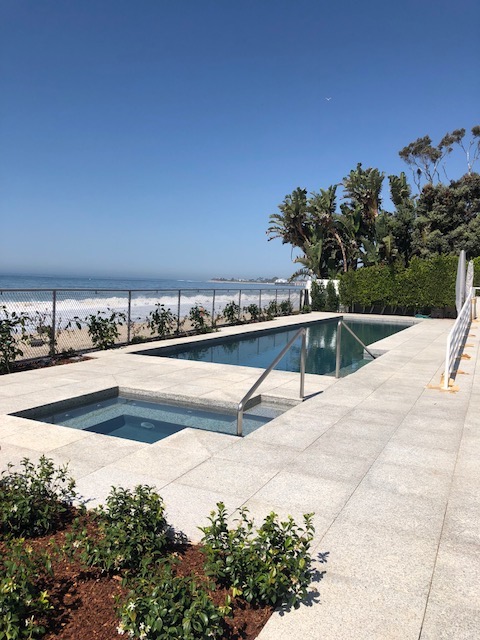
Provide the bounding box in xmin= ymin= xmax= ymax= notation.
xmin=278 ymin=300 xmax=294 ymax=316
xmin=243 ymin=303 xmax=261 ymax=322
xmin=0 ymin=456 xmax=78 ymax=539
xmin=0 ymin=539 xmax=52 ymax=639
xmin=200 ymin=503 xmax=316 ymax=608
xmin=222 ymin=301 xmax=240 ymax=325
xmin=66 ymin=485 xmax=169 ymax=573
xmin=187 ymin=305 xmax=212 ymax=334
xmin=70 ymin=309 xmax=127 ymax=350
xmin=146 ymin=304 xmax=175 ymax=338
xmin=118 ymin=564 xmax=229 ymax=640
xmin=0 ymin=305 xmax=30 ymax=374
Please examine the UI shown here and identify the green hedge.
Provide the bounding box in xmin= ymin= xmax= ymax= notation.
xmin=339 ymin=255 xmax=459 ymax=312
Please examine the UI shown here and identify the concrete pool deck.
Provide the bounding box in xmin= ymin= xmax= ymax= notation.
xmin=0 ymin=311 xmax=479 ymax=639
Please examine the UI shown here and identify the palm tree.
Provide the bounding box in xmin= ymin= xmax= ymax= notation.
xmin=309 ymin=185 xmax=348 ymax=272
xmin=267 ymin=188 xmax=310 ymax=249
xmin=342 ymin=163 xmax=384 ymax=236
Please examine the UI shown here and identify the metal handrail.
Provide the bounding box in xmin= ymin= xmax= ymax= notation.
xmin=335 ymin=319 xmax=376 ymax=378
xmin=236 ymin=327 xmax=306 ymax=437
xmin=443 ymin=287 xmax=474 ymax=390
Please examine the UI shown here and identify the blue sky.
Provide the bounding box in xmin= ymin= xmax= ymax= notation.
xmin=1 ymin=0 xmax=479 ymax=280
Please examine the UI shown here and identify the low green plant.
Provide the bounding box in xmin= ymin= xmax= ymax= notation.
xmin=146 ymin=304 xmax=175 ymax=338
xmin=0 ymin=305 xmax=30 ymax=374
xmin=0 ymin=456 xmax=78 ymax=539
xmin=243 ymin=303 xmax=260 ymax=321
xmin=200 ymin=503 xmax=316 ymax=609
xmin=310 ymin=280 xmax=326 ymax=311
xmin=71 ymin=309 xmax=127 ymax=350
xmin=188 ymin=305 xmax=212 ymax=334
xmin=222 ymin=301 xmax=240 ymax=325
xmin=66 ymin=485 xmax=169 ymax=573
xmin=264 ymin=300 xmax=278 ymax=320
xmin=117 ymin=563 xmax=230 ymax=640
xmin=278 ymin=300 xmax=293 ymax=316
xmin=0 ymin=539 xmax=52 ymax=639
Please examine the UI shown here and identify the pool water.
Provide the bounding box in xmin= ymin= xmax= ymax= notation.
xmin=34 ymin=395 xmax=286 ymax=443
xmin=137 ymin=319 xmax=411 ymax=376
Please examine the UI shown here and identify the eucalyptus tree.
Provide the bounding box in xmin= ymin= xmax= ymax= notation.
xmin=399 ymin=126 xmax=480 ymax=191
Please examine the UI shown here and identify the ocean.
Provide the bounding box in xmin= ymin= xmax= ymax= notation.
xmin=0 ymin=274 xmax=301 ymax=324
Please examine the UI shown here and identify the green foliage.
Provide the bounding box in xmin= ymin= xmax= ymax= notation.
xmin=0 ymin=306 xmax=30 ymax=374
xmin=278 ymin=300 xmax=293 ymax=316
xmin=222 ymin=301 xmax=240 ymax=325
xmin=72 ymin=309 xmax=127 ymax=350
xmin=0 ymin=540 xmax=52 ymax=639
xmin=338 ymin=255 xmax=458 ymax=311
xmin=267 ymin=126 xmax=480 ymax=278
xmin=146 ymin=304 xmax=175 ymax=338
xmin=118 ymin=564 xmax=229 ymax=640
xmin=200 ymin=503 xmax=316 ymax=609
xmin=66 ymin=485 xmax=169 ymax=573
xmin=188 ymin=305 xmax=212 ymax=334
xmin=0 ymin=456 xmax=78 ymax=539
xmin=412 ymin=173 xmax=480 ymax=258
xmin=310 ymin=281 xmax=326 ymax=311
xmin=244 ymin=303 xmax=260 ymax=321
xmin=263 ymin=300 xmax=278 ymax=320
xmin=399 ymin=126 xmax=480 ymax=190
xmin=325 ymin=281 xmax=339 ymax=312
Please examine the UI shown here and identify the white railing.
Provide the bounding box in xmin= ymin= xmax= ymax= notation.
xmin=443 ymin=287 xmax=475 ymax=389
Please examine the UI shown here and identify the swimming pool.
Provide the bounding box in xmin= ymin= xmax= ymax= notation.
xmin=16 ymin=391 xmax=287 ymax=442
xmin=135 ymin=318 xmax=412 ymax=375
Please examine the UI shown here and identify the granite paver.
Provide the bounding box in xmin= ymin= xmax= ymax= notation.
xmin=1 ymin=311 xmax=478 ymax=639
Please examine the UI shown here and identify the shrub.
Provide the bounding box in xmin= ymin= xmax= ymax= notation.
xmin=310 ymin=281 xmax=326 ymax=311
xmin=325 ymin=281 xmax=339 ymax=312
xmin=200 ymin=503 xmax=316 ymax=609
xmin=0 ymin=456 xmax=78 ymax=539
xmin=0 ymin=306 xmax=30 ymax=374
xmin=243 ymin=303 xmax=260 ymax=321
xmin=222 ymin=301 xmax=240 ymax=325
xmin=118 ymin=564 xmax=230 ymax=640
xmin=278 ymin=300 xmax=293 ymax=316
xmin=188 ymin=305 xmax=212 ymax=334
xmin=338 ymin=255 xmax=458 ymax=313
xmin=264 ymin=300 xmax=278 ymax=320
xmin=66 ymin=485 xmax=169 ymax=573
xmin=0 ymin=540 xmax=52 ymax=639
xmin=146 ymin=304 xmax=175 ymax=338
xmin=71 ymin=309 xmax=127 ymax=350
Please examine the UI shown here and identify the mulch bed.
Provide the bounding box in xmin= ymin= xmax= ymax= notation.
xmin=2 ymin=354 xmax=92 ymax=376
xmin=2 ymin=515 xmax=273 ymax=640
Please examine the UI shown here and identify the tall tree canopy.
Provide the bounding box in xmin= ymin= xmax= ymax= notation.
xmin=267 ymin=125 xmax=480 ymax=280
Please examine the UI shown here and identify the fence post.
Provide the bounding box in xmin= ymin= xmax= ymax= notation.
xmin=259 ymin=289 xmax=262 ymax=311
xmin=50 ymin=290 xmax=56 ymax=356
xmin=127 ymin=291 xmax=132 ymax=344
xmin=212 ymin=290 xmax=216 ymax=329
xmin=238 ymin=289 xmax=242 ymax=322
xmin=177 ymin=290 xmax=181 ymax=333
xmin=335 ymin=320 xmax=342 ymax=378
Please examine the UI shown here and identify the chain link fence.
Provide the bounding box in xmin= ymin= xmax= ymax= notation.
xmin=0 ymin=287 xmax=304 ymax=364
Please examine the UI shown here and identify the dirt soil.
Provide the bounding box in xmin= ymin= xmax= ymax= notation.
xmin=3 ymin=517 xmax=273 ymax=640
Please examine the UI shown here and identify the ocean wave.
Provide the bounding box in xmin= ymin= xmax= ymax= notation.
xmin=1 ymin=290 xmax=301 ymax=324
